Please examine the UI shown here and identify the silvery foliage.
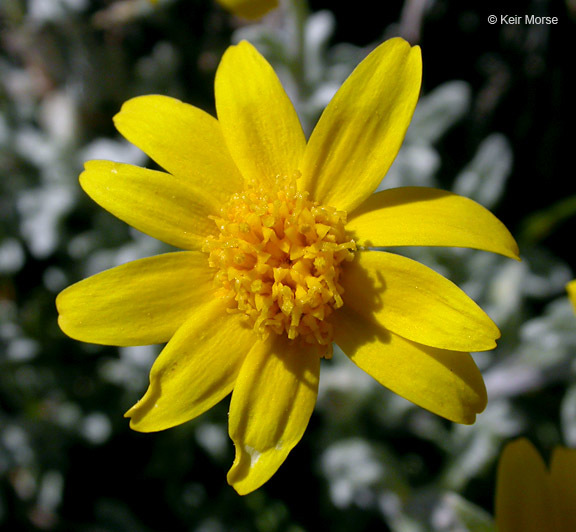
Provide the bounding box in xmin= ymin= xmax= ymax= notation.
xmin=1 ymin=1 xmax=574 ymax=530
xmin=234 ymin=8 xmax=576 ymax=532
xmin=0 ymin=2 xmax=163 ymax=523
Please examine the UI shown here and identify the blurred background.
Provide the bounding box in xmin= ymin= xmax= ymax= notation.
xmin=1 ymin=0 xmax=575 ymax=530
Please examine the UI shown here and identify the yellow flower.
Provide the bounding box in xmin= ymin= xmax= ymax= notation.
xmin=148 ymin=0 xmax=277 ymax=20
xmin=215 ymin=0 xmax=278 ymax=19
xmin=567 ymin=280 xmax=576 ymax=313
xmin=495 ymin=438 xmax=576 ymax=531
xmin=56 ymin=38 xmax=519 ymax=494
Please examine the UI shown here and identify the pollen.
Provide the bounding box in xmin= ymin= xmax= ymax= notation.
xmin=203 ymin=175 xmax=356 ymax=357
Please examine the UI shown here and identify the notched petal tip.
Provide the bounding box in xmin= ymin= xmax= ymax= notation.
xmin=55 ymin=283 xmax=104 ymax=345
xmin=230 ymin=39 xmax=255 ymax=51
xmin=123 ymin=303 xmax=254 ymax=434
xmin=55 ymin=312 xmax=83 ymax=344
xmin=123 ymin=403 xmax=141 ymax=427
xmin=385 ymin=36 xmax=420 ymax=53
xmin=124 ymin=402 xmax=160 ymax=433
xmin=112 ymin=93 xmax=171 ymax=121
xmin=227 ymin=442 xmax=290 ymax=496
xmin=458 ymin=412 xmax=479 ymax=426
xmin=220 ymin=40 xmax=259 ymax=67
xmin=78 ymin=161 xmax=116 ymax=203
xmin=122 ymin=381 xmax=163 ymax=433
xmin=478 ymin=322 xmax=501 ymax=352
xmin=226 ymin=338 xmax=320 ymax=494
xmin=459 ymin=388 xmax=487 ymax=425
xmin=226 ymin=444 xmax=265 ymax=495
xmin=423 ymin=356 xmax=487 ymax=425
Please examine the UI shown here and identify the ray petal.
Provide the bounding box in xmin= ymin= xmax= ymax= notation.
xmin=81 ymin=160 xmax=220 ymax=250
xmin=113 ymin=95 xmax=243 ymax=202
xmin=227 ymin=336 xmax=320 ymax=495
xmin=333 ymin=307 xmax=486 ymax=424
xmin=215 ymin=41 xmax=306 ymax=187
xmin=57 ymin=252 xmax=214 ymax=346
xmin=341 ymin=250 xmax=500 ymax=352
xmin=125 ymin=299 xmax=256 ymax=432
xmin=301 ymin=38 xmax=421 ymax=213
xmin=346 ymin=187 xmax=520 ymax=259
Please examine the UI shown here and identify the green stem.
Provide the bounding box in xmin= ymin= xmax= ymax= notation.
xmin=286 ymin=0 xmax=310 ymax=130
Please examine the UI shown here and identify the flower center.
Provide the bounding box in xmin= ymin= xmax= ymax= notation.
xmin=203 ymin=175 xmax=356 ymax=357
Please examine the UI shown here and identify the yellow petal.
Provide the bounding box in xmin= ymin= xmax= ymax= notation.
xmin=113 ymin=95 xmax=242 ymax=202
xmin=215 ymin=41 xmax=306 ymax=187
xmin=333 ymin=307 xmax=486 ymax=424
xmin=227 ymin=336 xmax=320 ymax=495
xmin=346 ymin=187 xmax=520 ymax=260
xmin=550 ymin=447 xmax=576 ymax=531
xmin=495 ymin=439 xmax=553 ymax=532
xmin=567 ymin=280 xmax=576 ymax=314
xmin=341 ymin=250 xmax=500 ymax=352
xmin=125 ymin=299 xmax=256 ymax=432
xmin=215 ymin=0 xmax=278 ymax=19
xmin=80 ymin=161 xmax=220 ymax=250
xmin=57 ymin=252 xmax=214 ymax=346
xmin=301 ymin=38 xmax=421 ymax=213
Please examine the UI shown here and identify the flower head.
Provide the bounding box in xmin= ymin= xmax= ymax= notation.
xmin=567 ymin=280 xmax=576 ymax=313
xmin=56 ymin=38 xmax=519 ymax=494
xmin=495 ymin=438 xmax=576 ymax=531
xmin=215 ymin=0 xmax=278 ymax=19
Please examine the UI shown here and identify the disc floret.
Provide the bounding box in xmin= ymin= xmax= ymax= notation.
xmin=203 ymin=176 xmax=356 ymax=356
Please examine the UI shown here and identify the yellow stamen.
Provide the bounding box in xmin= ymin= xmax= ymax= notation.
xmin=203 ymin=175 xmax=356 ymax=357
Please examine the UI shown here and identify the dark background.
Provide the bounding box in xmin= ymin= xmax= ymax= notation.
xmin=314 ymin=0 xmax=575 ymax=262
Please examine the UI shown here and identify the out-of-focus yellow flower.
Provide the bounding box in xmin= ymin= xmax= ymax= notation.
xmin=215 ymin=0 xmax=278 ymax=19
xmin=567 ymin=280 xmax=576 ymax=313
xmin=56 ymin=38 xmax=519 ymax=494
xmin=495 ymin=438 xmax=576 ymax=531
xmin=148 ymin=0 xmax=277 ymax=20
